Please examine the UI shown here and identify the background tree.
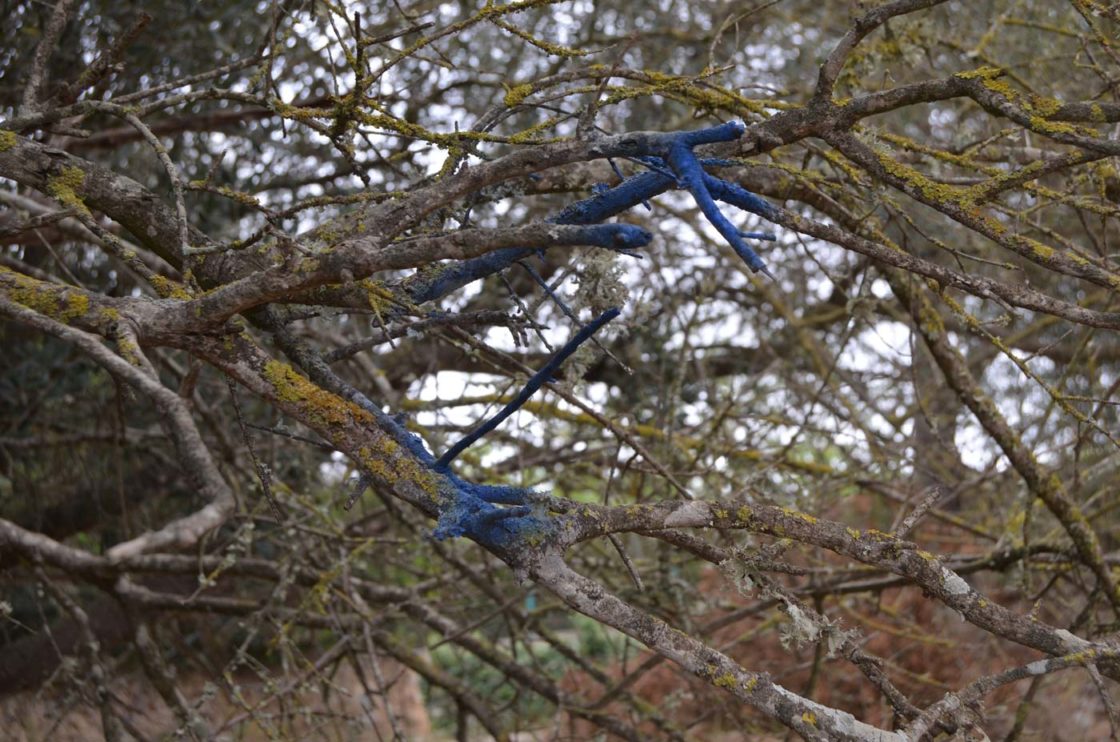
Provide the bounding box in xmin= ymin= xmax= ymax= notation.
xmin=2 ymin=0 xmax=1120 ymax=739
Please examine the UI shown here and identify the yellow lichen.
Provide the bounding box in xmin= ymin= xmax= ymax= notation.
xmin=0 ymin=130 xmax=16 ymax=151
xmin=216 ymin=185 xmax=261 ymax=208
xmin=1045 ymin=472 xmax=1066 ymax=495
xmin=357 ymin=440 xmax=440 ymax=497
xmin=271 ymin=98 xmax=330 ymax=123
xmin=1029 ymin=116 xmax=1077 ymax=135
xmin=1025 ymin=239 xmax=1055 ymax=260
xmin=47 ymin=166 xmax=91 ymax=217
xmin=874 ymin=149 xmax=972 ymax=207
xmin=506 ymin=116 xmax=564 ymax=144
xmin=117 ymin=334 xmax=143 ymax=366
xmin=261 ymin=361 xmax=443 ymax=495
xmin=801 ymin=711 xmax=818 ymax=726
xmin=60 ymin=292 xmax=89 ymax=322
xmin=523 ymin=531 xmax=546 ymax=548
xmin=713 ymin=673 xmax=738 ymax=689
xmin=264 ymin=360 xmax=372 ymax=427
xmin=955 ymin=67 xmax=1086 ymax=137
xmin=979 ymin=75 xmax=1020 ymax=102
xmin=966 ymin=160 xmax=1044 ymax=203
xmin=149 ymin=275 xmax=194 ymax=300
xmin=364 ymin=280 xmax=394 ymax=313
xmin=1026 ymin=94 xmax=1062 ymax=117
xmin=504 ymin=83 xmax=533 ymax=107
xmin=917 ymin=304 xmax=945 ymax=339
xmin=781 ymin=507 xmax=817 ymax=525
xmin=955 ymin=65 xmax=1004 ymax=81
xmin=3 ymin=267 xmax=89 ymax=323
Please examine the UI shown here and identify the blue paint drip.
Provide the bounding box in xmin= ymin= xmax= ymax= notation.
xmin=407 ymin=247 xmax=530 ymax=306
xmin=629 ymin=156 xmax=680 ymax=183
xmin=433 ymin=467 xmax=557 ymax=545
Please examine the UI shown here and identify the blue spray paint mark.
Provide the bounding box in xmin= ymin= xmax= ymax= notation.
xmin=384 ymin=123 xmax=785 ymax=545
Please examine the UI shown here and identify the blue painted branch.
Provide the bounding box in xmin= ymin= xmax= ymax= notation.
xmin=455 ymin=479 xmax=539 ymax=505
xmin=408 ymin=121 xmax=781 ymax=306
xmin=704 ymin=173 xmax=781 ymax=222
xmin=405 ymin=224 xmax=652 ymax=305
xmin=518 ymin=259 xmax=631 ymax=373
xmin=665 ymin=140 xmax=770 ymax=274
xmin=518 ymin=260 xmax=581 ymax=321
xmin=567 ymin=223 xmax=652 ymax=252
xmin=673 ymin=120 xmax=746 ymax=147
xmin=434 ymin=307 xmax=621 ymax=469
xmin=431 ymin=486 xmax=542 ymax=542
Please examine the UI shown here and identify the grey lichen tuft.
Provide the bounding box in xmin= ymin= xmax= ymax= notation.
xmin=572 ymin=248 xmax=630 ymax=317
